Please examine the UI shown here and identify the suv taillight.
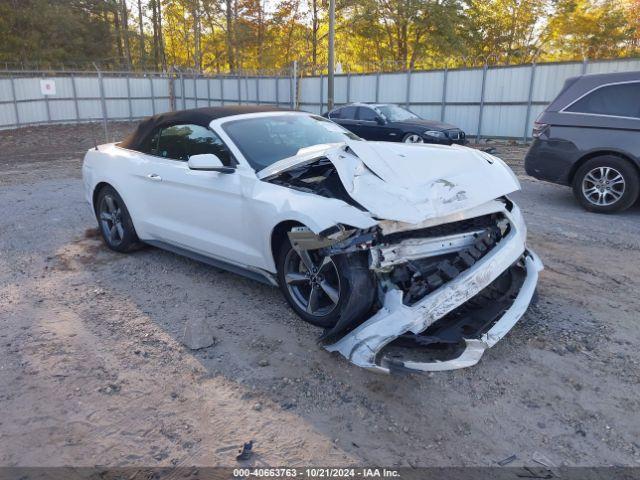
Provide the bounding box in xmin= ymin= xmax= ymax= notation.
xmin=532 ymin=122 xmax=549 ymax=138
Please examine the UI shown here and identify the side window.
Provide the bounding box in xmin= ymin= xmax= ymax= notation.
xmin=357 ymin=107 xmax=378 ymax=121
xmin=566 ymin=82 xmax=640 ymax=118
xmin=156 ymin=124 xmax=234 ymax=165
xmin=328 ymin=108 xmax=341 ymax=119
xmin=340 ymin=106 xmax=357 ymax=120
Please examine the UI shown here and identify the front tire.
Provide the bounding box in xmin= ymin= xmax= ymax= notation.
xmin=276 ymin=234 xmax=375 ymax=329
xmin=95 ymin=185 xmax=140 ymax=252
xmin=572 ymin=156 xmax=639 ymax=213
xmin=402 ymin=133 xmax=424 ymax=143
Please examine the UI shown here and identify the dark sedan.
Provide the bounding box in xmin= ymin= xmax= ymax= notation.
xmin=324 ymin=103 xmax=466 ymax=145
xmin=525 ymin=71 xmax=640 ymax=213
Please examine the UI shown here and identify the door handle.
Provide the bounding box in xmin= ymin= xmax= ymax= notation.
xmin=146 ymin=173 xmax=162 ymax=181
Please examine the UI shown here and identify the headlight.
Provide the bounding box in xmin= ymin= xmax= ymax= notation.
xmin=423 ymin=130 xmax=446 ymax=139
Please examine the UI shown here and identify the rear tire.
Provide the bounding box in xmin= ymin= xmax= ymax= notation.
xmin=95 ymin=185 xmax=140 ymax=253
xmin=276 ymin=233 xmax=375 ymax=329
xmin=572 ymin=156 xmax=639 ymax=213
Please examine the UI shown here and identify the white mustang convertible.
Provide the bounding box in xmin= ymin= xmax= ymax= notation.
xmin=82 ymin=106 xmax=542 ymax=373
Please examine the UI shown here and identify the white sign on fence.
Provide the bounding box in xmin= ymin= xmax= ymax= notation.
xmin=40 ymin=79 xmax=56 ymax=96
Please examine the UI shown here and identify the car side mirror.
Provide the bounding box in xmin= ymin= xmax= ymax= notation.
xmin=188 ymin=154 xmax=235 ymax=174
xmin=375 ymin=116 xmax=386 ymax=125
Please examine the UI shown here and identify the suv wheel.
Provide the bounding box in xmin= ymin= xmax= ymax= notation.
xmin=276 ymin=234 xmax=375 ymax=329
xmin=572 ymin=156 xmax=639 ymax=213
xmin=95 ymin=185 xmax=140 ymax=252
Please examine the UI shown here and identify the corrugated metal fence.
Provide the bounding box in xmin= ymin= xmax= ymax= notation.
xmin=302 ymin=57 xmax=640 ymax=141
xmin=1 ymin=57 xmax=639 ymax=140
xmin=0 ymin=70 xmax=295 ymax=133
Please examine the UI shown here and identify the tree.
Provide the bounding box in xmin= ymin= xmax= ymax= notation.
xmin=544 ymin=0 xmax=634 ymax=60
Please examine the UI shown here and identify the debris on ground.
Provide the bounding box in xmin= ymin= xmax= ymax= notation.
xmin=236 ymin=440 xmax=254 ymax=461
xmin=532 ymin=451 xmax=555 ymax=468
xmin=497 ymin=454 xmax=517 ymax=466
xmin=182 ymin=318 xmax=216 ymax=350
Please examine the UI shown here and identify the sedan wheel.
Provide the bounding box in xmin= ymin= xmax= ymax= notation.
xmin=95 ymin=185 xmax=140 ymax=252
xmin=403 ymin=134 xmax=424 ymax=143
xmin=276 ymin=233 xmax=376 ymax=330
xmin=99 ymin=194 xmax=125 ymax=246
xmin=283 ymin=248 xmax=341 ymax=317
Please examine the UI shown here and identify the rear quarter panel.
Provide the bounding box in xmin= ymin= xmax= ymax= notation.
xmin=82 ymin=144 xmax=153 ymax=239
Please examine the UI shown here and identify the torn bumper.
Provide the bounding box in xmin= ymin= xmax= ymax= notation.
xmin=325 ymin=205 xmax=542 ymax=374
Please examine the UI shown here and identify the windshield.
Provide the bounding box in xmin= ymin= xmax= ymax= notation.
xmin=222 ymin=114 xmax=360 ymax=171
xmin=375 ymin=105 xmax=420 ymax=122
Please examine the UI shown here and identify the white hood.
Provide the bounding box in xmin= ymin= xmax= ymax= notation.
xmin=259 ymin=140 xmax=520 ymax=225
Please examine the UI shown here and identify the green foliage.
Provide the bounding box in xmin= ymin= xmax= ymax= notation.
xmin=0 ymin=0 xmax=636 ymax=71
xmin=0 ymin=0 xmax=115 ymax=68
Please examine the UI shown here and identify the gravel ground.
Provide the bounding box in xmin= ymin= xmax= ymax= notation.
xmin=1 ymin=122 xmax=639 ymax=468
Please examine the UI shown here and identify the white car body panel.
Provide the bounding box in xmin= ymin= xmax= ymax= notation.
xmin=82 ymin=110 xmax=541 ymax=373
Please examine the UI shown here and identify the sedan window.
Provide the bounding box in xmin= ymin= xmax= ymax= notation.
xmin=565 ymin=82 xmax=640 ymax=119
xmin=357 ymin=107 xmax=378 ymax=121
xmin=223 ymin=114 xmax=360 ymax=171
xmin=157 ymin=124 xmax=234 ymax=165
xmin=339 ymin=106 xmax=357 ymax=120
xmin=375 ymin=105 xmax=420 ymax=122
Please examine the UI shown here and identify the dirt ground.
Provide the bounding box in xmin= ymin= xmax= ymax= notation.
xmin=1 ymin=122 xmax=639 ymax=468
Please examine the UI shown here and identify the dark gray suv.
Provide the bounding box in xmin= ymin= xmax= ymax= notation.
xmin=525 ymin=71 xmax=640 ymax=213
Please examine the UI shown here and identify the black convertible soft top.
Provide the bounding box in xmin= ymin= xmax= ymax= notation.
xmin=119 ymin=105 xmax=290 ymax=151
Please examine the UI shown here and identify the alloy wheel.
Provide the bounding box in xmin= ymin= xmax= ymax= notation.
xmin=581 ymin=166 xmax=625 ymax=207
xmin=403 ymin=134 xmax=424 ymax=143
xmin=99 ymin=194 xmax=125 ymax=245
xmin=284 ymin=248 xmax=341 ymax=316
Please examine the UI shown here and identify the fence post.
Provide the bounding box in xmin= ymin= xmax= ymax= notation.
xmin=347 ymin=73 xmax=351 ymax=103
xmin=42 ymin=74 xmax=51 ymax=123
xmin=440 ymin=67 xmax=448 ymax=122
xmin=405 ymin=68 xmax=412 ymax=108
xmin=237 ymin=75 xmax=242 ymax=104
xmin=93 ymin=63 xmax=109 ymax=142
xmin=320 ymin=74 xmax=324 ymax=113
xmin=126 ymin=75 xmax=133 ymax=121
xmin=180 ymin=72 xmax=186 ymax=109
xmin=193 ymin=73 xmax=198 ymax=108
xmin=149 ymin=75 xmax=156 ymax=114
xmin=9 ymin=75 xmax=20 ymax=127
xmin=375 ymin=71 xmax=380 ymax=103
xmin=476 ymin=63 xmax=488 ymax=143
xmin=275 ymin=74 xmax=280 ymax=107
xmin=207 ymin=76 xmax=212 ymax=106
xmin=291 ymin=61 xmax=297 ymax=109
xmin=581 ymin=57 xmax=589 ymax=74
xmin=523 ymin=63 xmax=537 ymax=142
xmin=169 ymin=72 xmax=176 ymax=111
xmin=220 ymin=75 xmax=225 ymax=106
xmin=70 ymin=74 xmax=80 ymax=123
xmin=256 ymin=76 xmax=260 ymax=105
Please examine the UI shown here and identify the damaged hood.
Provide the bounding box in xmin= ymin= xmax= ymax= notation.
xmin=259 ymin=140 xmax=520 ymax=225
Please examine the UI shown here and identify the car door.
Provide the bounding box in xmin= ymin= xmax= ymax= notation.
xmin=355 ymin=106 xmax=390 ymax=140
xmin=136 ymin=123 xmax=260 ymax=267
xmin=329 ymin=106 xmax=359 ymax=136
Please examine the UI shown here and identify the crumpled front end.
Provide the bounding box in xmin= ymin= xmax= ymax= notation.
xmin=319 ymin=199 xmax=542 ymax=374
xmin=263 ymin=142 xmax=541 ymax=373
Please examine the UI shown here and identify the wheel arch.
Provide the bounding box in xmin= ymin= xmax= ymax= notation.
xmin=92 ymin=182 xmax=113 ymax=214
xmin=569 ymin=150 xmax=640 ymax=185
xmin=270 ymin=220 xmax=304 ymax=272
